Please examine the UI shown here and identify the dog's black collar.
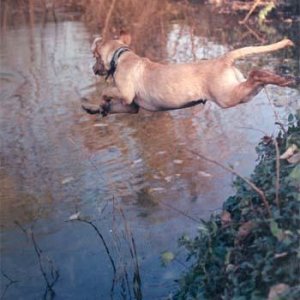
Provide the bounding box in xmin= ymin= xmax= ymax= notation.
xmin=106 ymin=47 xmax=130 ymax=80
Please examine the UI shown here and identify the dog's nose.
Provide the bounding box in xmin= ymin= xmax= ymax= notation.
xmin=92 ymin=63 xmax=106 ymax=76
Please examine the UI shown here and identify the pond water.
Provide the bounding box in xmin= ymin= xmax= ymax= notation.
xmin=1 ymin=3 xmax=299 ymax=299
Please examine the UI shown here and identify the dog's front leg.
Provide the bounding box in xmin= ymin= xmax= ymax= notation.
xmin=101 ymin=86 xmax=137 ymax=114
xmin=82 ymin=99 xmax=139 ymax=116
xmin=103 ymin=84 xmax=135 ymax=106
xmin=81 ymin=102 xmax=110 ymax=116
xmin=82 ymin=85 xmax=138 ymax=116
xmin=105 ymin=100 xmax=139 ymax=115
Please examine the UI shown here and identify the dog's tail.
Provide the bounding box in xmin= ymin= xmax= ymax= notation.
xmin=224 ymin=39 xmax=294 ymax=64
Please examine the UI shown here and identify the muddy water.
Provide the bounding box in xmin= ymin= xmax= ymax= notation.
xmin=1 ymin=6 xmax=299 ymax=300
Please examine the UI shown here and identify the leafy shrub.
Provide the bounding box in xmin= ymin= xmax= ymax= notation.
xmin=174 ymin=114 xmax=300 ymax=300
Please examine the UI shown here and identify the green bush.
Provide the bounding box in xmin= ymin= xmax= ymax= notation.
xmin=174 ymin=114 xmax=300 ymax=300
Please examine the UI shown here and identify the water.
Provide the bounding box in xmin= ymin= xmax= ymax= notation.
xmin=1 ymin=3 xmax=299 ymax=299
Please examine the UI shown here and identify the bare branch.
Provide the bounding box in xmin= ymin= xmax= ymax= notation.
xmin=273 ymin=138 xmax=281 ymax=208
xmin=102 ymin=0 xmax=117 ymax=39
xmin=240 ymin=0 xmax=262 ymax=24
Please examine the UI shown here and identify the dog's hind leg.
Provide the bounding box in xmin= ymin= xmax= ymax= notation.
xmin=218 ymin=69 xmax=295 ymax=108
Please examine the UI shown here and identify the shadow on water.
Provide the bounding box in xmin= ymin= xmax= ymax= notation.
xmin=0 ymin=1 xmax=299 ymax=299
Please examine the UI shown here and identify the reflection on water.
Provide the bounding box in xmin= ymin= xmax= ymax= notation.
xmin=1 ymin=3 xmax=299 ymax=299
xmin=168 ymin=24 xmax=229 ymax=62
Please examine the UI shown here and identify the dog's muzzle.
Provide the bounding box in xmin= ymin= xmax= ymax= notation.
xmin=93 ymin=57 xmax=107 ymax=76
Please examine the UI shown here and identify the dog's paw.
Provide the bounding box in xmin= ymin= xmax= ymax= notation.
xmin=279 ymin=75 xmax=299 ymax=87
xmin=100 ymin=102 xmax=111 ymax=117
xmin=82 ymin=103 xmax=110 ymax=117
xmin=82 ymin=103 xmax=100 ymax=115
xmin=282 ymin=38 xmax=294 ymax=47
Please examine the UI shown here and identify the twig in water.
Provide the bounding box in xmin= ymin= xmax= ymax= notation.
xmin=30 ymin=230 xmax=59 ymax=300
xmin=189 ymin=150 xmax=272 ymax=217
xmin=159 ymin=200 xmax=200 ymax=223
xmin=67 ymin=216 xmax=117 ymax=300
xmin=14 ymin=220 xmax=29 ymax=239
xmin=1 ymin=271 xmax=18 ymax=300
xmin=237 ymin=125 xmax=282 ymax=208
xmin=117 ymin=207 xmax=143 ymax=300
xmin=264 ymin=87 xmax=283 ymax=208
xmin=237 ymin=126 xmax=268 ymax=136
xmin=15 ymin=222 xmax=59 ymax=299
xmin=15 ymin=221 xmax=59 ymax=299
xmin=111 ymin=198 xmax=134 ymax=300
xmin=264 ymin=87 xmax=282 ymax=124
xmin=69 ymin=217 xmax=116 ymax=274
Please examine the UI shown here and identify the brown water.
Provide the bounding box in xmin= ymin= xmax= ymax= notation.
xmin=1 ymin=3 xmax=299 ymax=300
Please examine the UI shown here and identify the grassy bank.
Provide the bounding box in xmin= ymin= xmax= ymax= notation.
xmin=174 ymin=113 xmax=300 ymax=300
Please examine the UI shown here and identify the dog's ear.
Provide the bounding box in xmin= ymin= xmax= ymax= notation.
xmin=119 ymin=30 xmax=132 ymax=46
xmin=91 ymin=36 xmax=102 ymax=56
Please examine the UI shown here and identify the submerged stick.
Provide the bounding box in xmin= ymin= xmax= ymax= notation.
xmin=189 ymin=150 xmax=272 ymax=217
xmin=117 ymin=207 xmax=143 ymax=300
xmin=1 ymin=272 xmax=18 ymax=300
xmin=15 ymin=221 xmax=59 ymax=299
xmin=70 ymin=218 xmax=116 ymax=274
xmin=30 ymin=231 xmax=59 ymax=299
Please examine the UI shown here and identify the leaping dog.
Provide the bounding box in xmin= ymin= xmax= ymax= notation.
xmin=82 ymin=32 xmax=295 ymax=116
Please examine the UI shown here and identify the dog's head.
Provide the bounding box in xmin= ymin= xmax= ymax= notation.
xmin=91 ymin=31 xmax=132 ymax=76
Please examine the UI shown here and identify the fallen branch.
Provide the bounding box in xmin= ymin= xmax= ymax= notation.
xmin=189 ymin=150 xmax=271 ymax=217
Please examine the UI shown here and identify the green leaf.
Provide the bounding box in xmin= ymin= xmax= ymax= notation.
xmin=161 ymin=251 xmax=175 ymax=266
xmin=270 ymin=220 xmax=284 ymax=241
xmin=289 ymin=164 xmax=300 ymax=183
xmin=258 ymin=2 xmax=275 ymax=24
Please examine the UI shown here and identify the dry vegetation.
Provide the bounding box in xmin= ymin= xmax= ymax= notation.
xmin=2 ymin=0 xmax=298 ymax=62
